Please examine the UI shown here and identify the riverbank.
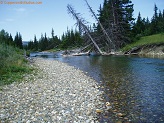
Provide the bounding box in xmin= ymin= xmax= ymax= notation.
xmin=124 ymin=43 xmax=164 ymax=58
xmin=122 ymin=33 xmax=164 ymax=58
xmin=0 ymin=58 xmax=104 ymax=122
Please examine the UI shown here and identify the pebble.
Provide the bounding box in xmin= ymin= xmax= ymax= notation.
xmin=96 ymin=109 xmax=103 ymax=113
xmin=0 ymin=58 xmax=103 ymax=122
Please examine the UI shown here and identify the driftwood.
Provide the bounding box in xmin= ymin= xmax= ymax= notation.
xmin=72 ymin=51 xmax=90 ymax=56
xmin=79 ymin=43 xmax=92 ymax=52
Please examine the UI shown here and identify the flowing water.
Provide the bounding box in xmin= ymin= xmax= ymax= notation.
xmin=31 ymin=52 xmax=164 ymax=123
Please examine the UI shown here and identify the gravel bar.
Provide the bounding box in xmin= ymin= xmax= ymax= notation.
xmin=0 ymin=58 xmax=104 ymax=123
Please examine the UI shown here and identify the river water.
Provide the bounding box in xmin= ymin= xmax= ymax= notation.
xmin=30 ymin=52 xmax=164 ymax=123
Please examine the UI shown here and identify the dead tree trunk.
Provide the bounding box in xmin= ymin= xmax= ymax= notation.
xmin=67 ymin=4 xmax=103 ymax=54
xmin=84 ymin=0 xmax=116 ymax=50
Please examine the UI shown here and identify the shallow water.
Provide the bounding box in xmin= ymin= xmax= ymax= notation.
xmin=31 ymin=52 xmax=164 ymax=123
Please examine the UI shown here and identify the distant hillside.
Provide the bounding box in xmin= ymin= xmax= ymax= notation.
xmin=22 ymin=41 xmax=29 ymax=46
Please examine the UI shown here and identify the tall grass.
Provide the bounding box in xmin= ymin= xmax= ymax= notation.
xmin=122 ymin=33 xmax=164 ymax=51
xmin=0 ymin=43 xmax=32 ymax=86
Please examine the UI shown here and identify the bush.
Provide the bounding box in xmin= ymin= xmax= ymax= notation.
xmin=0 ymin=43 xmax=31 ymax=86
xmin=135 ymin=34 xmax=142 ymax=40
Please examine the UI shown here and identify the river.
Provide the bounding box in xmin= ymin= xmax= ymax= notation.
xmin=30 ymin=52 xmax=164 ymax=123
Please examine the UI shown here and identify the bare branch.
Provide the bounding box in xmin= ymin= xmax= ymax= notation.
xmin=67 ymin=4 xmax=103 ymax=54
xmin=84 ymin=0 xmax=116 ymax=50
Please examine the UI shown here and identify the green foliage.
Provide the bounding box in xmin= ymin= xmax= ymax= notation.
xmin=14 ymin=32 xmax=23 ymax=49
xmin=60 ymin=29 xmax=83 ymax=49
xmin=27 ymin=30 xmax=61 ymax=51
xmin=27 ymin=28 xmax=83 ymax=51
xmin=97 ymin=0 xmax=134 ymax=49
xmin=132 ymin=4 xmax=164 ymax=39
xmin=0 ymin=43 xmax=32 ymax=86
xmin=122 ymin=33 xmax=164 ymax=51
xmin=0 ymin=29 xmax=14 ymax=45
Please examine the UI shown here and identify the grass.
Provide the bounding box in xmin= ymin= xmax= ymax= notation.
xmin=0 ymin=43 xmax=33 ymax=86
xmin=122 ymin=33 xmax=164 ymax=51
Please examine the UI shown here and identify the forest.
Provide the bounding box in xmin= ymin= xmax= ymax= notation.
xmin=0 ymin=0 xmax=164 ymax=53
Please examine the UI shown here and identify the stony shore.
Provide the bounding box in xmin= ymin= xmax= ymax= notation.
xmin=0 ymin=58 xmax=104 ymax=123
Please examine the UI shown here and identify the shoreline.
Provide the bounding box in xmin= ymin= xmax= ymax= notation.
xmin=0 ymin=58 xmax=104 ymax=122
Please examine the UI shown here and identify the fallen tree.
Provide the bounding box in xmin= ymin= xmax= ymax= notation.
xmin=67 ymin=4 xmax=103 ymax=55
xmin=84 ymin=0 xmax=116 ymax=51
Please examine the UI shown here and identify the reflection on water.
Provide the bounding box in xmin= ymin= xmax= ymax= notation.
xmin=30 ymin=53 xmax=164 ymax=123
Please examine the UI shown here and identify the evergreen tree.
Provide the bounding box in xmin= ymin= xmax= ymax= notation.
xmin=143 ymin=17 xmax=151 ymax=35
xmin=27 ymin=41 xmax=34 ymax=50
xmin=18 ymin=33 xmax=23 ymax=49
xmin=44 ymin=33 xmax=49 ymax=50
xmin=9 ymin=34 xmax=13 ymax=45
xmin=0 ymin=29 xmax=14 ymax=46
xmin=97 ymin=0 xmax=134 ymax=49
xmin=60 ymin=28 xmax=83 ymax=49
xmin=39 ymin=33 xmax=45 ymax=51
xmin=33 ymin=35 xmax=38 ymax=51
xmin=49 ymin=28 xmax=61 ymax=49
xmin=14 ymin=32 xmax=23 ymax=49
xmin=157 ymin=10 xmax=164 ymax=32
xmin=14 ymin=32 xmax=19 ymax=47
xmin=51 ymin=28 xmax=55 ymax=39
xmin=132 ymin=12 xmax=145 ymax=37
xmin=162 ymin=10 xmax=164 ymax=32
xmin=0 ymin=29 xmax=9 ymax=44
xmin=150 ymin=4 xmax=159 ymax=34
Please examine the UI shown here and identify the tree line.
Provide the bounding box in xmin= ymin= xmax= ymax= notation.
xmin=26 ymin=28 xmax=83 ymax=51
xmin=132 ymin=4 xmax=164 ymax=39
xmin=0 ymin=29 xmax=23 ymax=49
xmin=1 ymin=1 xmax=163 ymax=52
xmin=94 ymin=0 xmax=134 ymax=50
xmin=90 ymin=0 xmax=164 ymax=51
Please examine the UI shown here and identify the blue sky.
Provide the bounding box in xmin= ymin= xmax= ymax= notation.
xmin=0 ymin=0 xmax=164 ymax=41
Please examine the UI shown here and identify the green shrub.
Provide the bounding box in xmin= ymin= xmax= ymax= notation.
xmin=0 ymin=43 xmax=32 ymax=86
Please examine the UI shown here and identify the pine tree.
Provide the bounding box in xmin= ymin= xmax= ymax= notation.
xmin=14 ymin=32 xmax=23 ymax=49
xmin=0 ymin=30 xmax=14 ymax=46
xmin=162 ymin=9 xmax=164 ymax=32
xmin=9 ymin=34 xmax=13 ymax=45
xmin=157 ymin=10 xmax=163 ymax=32
xmin=39 ymin=33 xmax=44 ymax=51
xmin=14 ymin=32 xmax=19 ymax=47
xmin=44 ymin=33 xmax=48 ymax=50
xmin=51 ymin=28 xmax=55 ymax=39
xmin=34 ymin=35 xmax=38 ymax=51
xmin=27 ymin=41 xmax=34 ymax=50
xmin=97 ymin=0 xmax=134 ymax=49
xmin=18 ymin=33 xmax=23 ymax=49
xmin=132 ymin=12 xmax=145 ymax=36
xmin=150 ymin=4 xmax=159 ymax=34
xmin=143 ymin=17 xmax=151 ymax=36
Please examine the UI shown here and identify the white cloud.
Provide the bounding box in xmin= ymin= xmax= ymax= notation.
xmin=14 ymin=8 xmax=26 ymax=12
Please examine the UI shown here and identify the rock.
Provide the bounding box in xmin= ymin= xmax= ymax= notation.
xmin=106 ymin=102 xmax=111 ymax=106
xmin=117 ymin=113 xmax=123 ymax=117
xmin=0 ymin=58 xmax=103 ymax=122
xmin=106 ymin=102 xmax=112 ymax=110
xmin=106 ymin=105 xmax=112 ymax=110
xmin=96 ymin=109 xmax=103 ymax=113
xmin=117 ymin=113 xmax=126 ymax=117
